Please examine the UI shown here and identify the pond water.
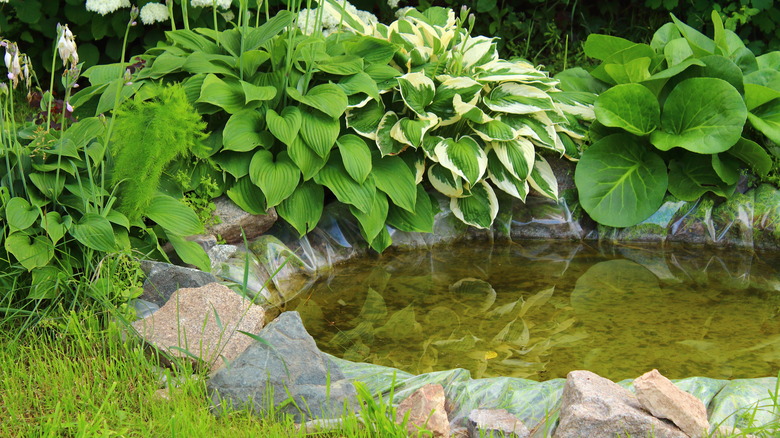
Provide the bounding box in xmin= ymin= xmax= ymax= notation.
xmin=287 ymin=241 xmax=780 ymax=381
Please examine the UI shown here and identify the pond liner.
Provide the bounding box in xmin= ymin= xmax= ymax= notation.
xmin=203 ymin=183 xmax=780 ymax=433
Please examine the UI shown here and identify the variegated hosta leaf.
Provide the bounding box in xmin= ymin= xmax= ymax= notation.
xmin=490 ymin=137 xmax=535 ymax=181
xmin=470 ymin=119 xmax=517 ymax=142
xmin=409 ymin=47 xmax=433 ymax=67
xmin=422 ymin=134 xmax=445 ymax=161
xmin=401 ymin=151 xmax=426 ymax=184
xmin=551 ymin=91 xmax=597 ymax=121
xmin=453 ymin=93 xmax=494 ymax=124
xmin=428 ymin=163 xmax=465 ymax=198
xmin=484 ymin=82 xmax=557 ymax=115
xmin=528 ymin=154 xmax=559 ymax=200
xmin=476 ymin=59 xmax=554 ymax=84
xmin=487 ymin=149 xmax=529 ymax=201
xmin=376 ymin=111 xmax=407 ymax=156
xmin=346 ymin=99 xmax=385 ymax=140
xmin=390 ymin=115 xmax=438 ymax=148
xmin=433 ymin=135 xmax=487 ymax=186
xmin=453 ymin=35 xmax=499 ymax=71
xmin=503 ymin=114 xmax=565 ymax=154
xmin=429 ymin=76 xmax=483 ymax=126
xmin=450 ymin=181 xmax=499 ymax=230
xmin=398 ymin=72 xmax=436 ymax=117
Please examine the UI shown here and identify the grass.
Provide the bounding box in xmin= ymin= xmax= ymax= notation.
xmin=0 ymin=309 xmax=415 ymax=438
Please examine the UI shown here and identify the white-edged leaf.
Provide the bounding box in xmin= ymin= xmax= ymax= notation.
xmin=528 ymin=154 xmax=559 ymax=200
xmin=346 ymin=99 xmax=385 ymax=140
xmin=434 ymin=136 xmax=487 ymax=186
xmin=390 ymin=115 xmax=438 ymax=148
xmin=428 ymin=163 xmax=465 ymax=198
xmin=397 ymin=72 xmax=436 ymax=117
xmin=451 ymin=181 xmax=499 ymax=229
xmin=491 ymin=138 xmax=535 ymax=180
xmin=487 ymin=149 xmax=529 ymax=201
xmin=376 ymin=111 xmax=406 ymax=156
xmin=484 ymin=82 xmax=557 ymax=115
xmin=470 ymin=119 xmax=517 ymax=142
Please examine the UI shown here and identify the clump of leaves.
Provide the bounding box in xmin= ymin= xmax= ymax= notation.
xmin=564 ymin=11 xmax=778 ymax=228
xmin=111 ymin=82 xmax=207 ymax=222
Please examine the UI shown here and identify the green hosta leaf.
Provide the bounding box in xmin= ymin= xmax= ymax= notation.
xmin=213 ymin=150 xmax=253 ymax=178
xmin=487 ymin=149 xmax=529 ymax=201
xmin=314 ymin=154 xmax=376 ymax=213
xmin=6 ymin=197 xmax=39 ymax=231
xmin=484 ymin=82 xmax=556 ymax=114
xmin=300 ymin=110 xmax=340 ymax=158
xmin=223 ymin=110 xmax=265 ymax=152
xmin=451 ymin=181 xmax=499 ymax=230
xmin=241 ymin=81 xmax=277 ymax=105
xmin=372 ymin=155 xmax=417 ymax=213
xmin=5 ymin=233 xmax=54 ymax=271
xmin=69 ymin=213 xmax=117 ymax=252
xmin=397 ymin=72 xmax=436 ymax=118
xmin=346 ymin=99 xmax=384 ymax=140
xmin=364 ymin=64 xmax=403 ymax=90
xmin=747 ymin=99 xmax=780 ymax=145
xmin=434 ymin=136 xmax=487 ymax=186
xmin=726 ymin=137 xmax=772 ymax=177
xmin=651 ymin=78 xmax=746 ymax=154
xmin=391 ymin=116 xmax=437 ymax=148
xmin=266 ymin=106 xmax=302 ymax=146
xmin=668 ymin=157 xmax=732 ymax=201
xmin=226 ymin=176 xmax=267 ymax=215
xmin=336 ymin=135 xmax=372 ymax=183
xmin=490 ymin=138 xmax=535 ymax=181
xmin=249 ymin=150 xmax=301 ymax=208
xmin=428 ymin=163 xmax=465 ymax=198
xmin=105 ymin=210 xmax=129 ymax=230
xmin=350 ymin=191 xmax=389 ymax=243
xmin=368 ymin=226 xmax=392 ymax=253
xmin=595 ymin=83 xmax=660 ymax=136
xmin=148 ymin=52 xmax=187 ymax=78
xmin=287 ymin=84 xmax=348 ymax=118
xmin=343 ymin=36 xmax=398 ymax=65
xmin=528 ymin=154 xmax=559 ymax=200
xmin=376 ymin=111 xmax=406 ymax=156
xmin=575 ymin=134 xmax=668 ymax=228
xmin=288 ymin=136 xmax=328 ymax=181
xmin=28 ymin=266 xmax=67 ymax=300
xmin=277 ymin=181 xmax=324 ymax=237
xmin=42 ymin=212 xmax=71 ymax=244
xmin=386 ymin=185 xmax=434 ymax=233
xmin=166 ymin=232 xmax=211 ymax=272
xmin=60 ymin=117 xmax=104 ymax=150
xmin=146 ymin=194 xmax=204 ymax=235
xmin=711 ymin=153 xmax=740 ymax=185
xmin=338 ymin=72 xmax=381 ymax=103
xmin=182 ymin=52 xmax=238 ymax=76
xmin=316 ymin=55 xmax=364 ymax=75
xmin=470 ymin=119 xmax=517 ymax=142
xmin=197 ymin=74 xmax=248 ymax=114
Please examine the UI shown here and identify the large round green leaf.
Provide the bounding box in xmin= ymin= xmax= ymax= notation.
xmin=594 ymin=83 xmax=660 ymax=136
xmin=650 ymin=78 xmax=746 ymax=154
xmin=575 ymin=134 xmax=668 ymax=228
xmin=668 ymin=157 xmax=733 ymax=201
xmin=726 ymin=137 xmax=772 ymax=177
xmin=249 ymin=150 xmax=301 ymax=208
xmin=277 ymin=181 xmax=324 ymax=237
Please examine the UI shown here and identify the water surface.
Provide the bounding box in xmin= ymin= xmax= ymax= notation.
xmin=288 ymin=241 xmax=780 ymax=381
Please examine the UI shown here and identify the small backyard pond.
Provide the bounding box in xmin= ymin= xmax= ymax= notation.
xmin=287 ymin=241 xmax=780 ymax=381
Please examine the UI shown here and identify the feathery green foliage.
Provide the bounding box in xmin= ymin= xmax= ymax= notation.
xmin=111 ymin=83 xmax=207 ymax=221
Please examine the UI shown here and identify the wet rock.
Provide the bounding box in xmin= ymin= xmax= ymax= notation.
xmin=554 ymin=370 xmax=687 ymax=438
xmin=140 ymin=260 xmax=218 ymax=307
xmin=395 ymin=384 xmax=450 ymax=438
xmin=634 ymin=369 xmax=709 ymax=438
xmin=208 ymin=196 xmax=277 ymax=244
xmin=132 ymin=282 xmax=265 ymax=371
xmin=467 ymin=409 xmax=529 ymax=438
xmin=207 ymin=311 xmax=357 ymax=421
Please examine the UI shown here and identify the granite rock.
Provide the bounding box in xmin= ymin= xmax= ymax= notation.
xmin=634 ymin=369 xmax=710 ymax=438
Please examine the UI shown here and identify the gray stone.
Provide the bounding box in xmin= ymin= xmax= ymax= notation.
xmin=207 ymin=311 xmax=357 ymax=421
xmin=140 ymin=260 xmax=218 ymax=307
xmin=634 ymin=369 xmax=709 ymax=438
xmin=395 ymin=384 xmax=450 ymax=438
xmin=467 ymin=409 xmax=529 ymax=438
xmin=208 ymin=196 xmax=277 ymax=244
xmin=554 ymin=370 xmax=687 ymax=438
xmin=132 ymin=282 xmax=265 ymax=371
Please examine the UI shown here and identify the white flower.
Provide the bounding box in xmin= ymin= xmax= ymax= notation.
xmin=387 ymin=0 xmax=400 ymax=8
xmin=4 ymin=42 xmax=21 ymax=88
xmin=0 ymin=0 xmax=9 ymax=3
xmin=191 ymin=0 xmax=232 ymax=9
xmin=57 ymin=24 xmax=79 ymax=68
xmin=139 ymin=2 xmax=170 ymax=25
xmin=85 ymin=0 xmax=131 ymax=16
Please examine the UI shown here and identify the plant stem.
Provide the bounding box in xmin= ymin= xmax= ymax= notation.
xmin=45 ymin=40 xmax=58 ymax=131
xmin=103 ymin=16 xmax=134 ymax=156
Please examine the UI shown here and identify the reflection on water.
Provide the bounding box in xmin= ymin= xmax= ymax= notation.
xmin=288 ymin=241 xmax=780 ymax=381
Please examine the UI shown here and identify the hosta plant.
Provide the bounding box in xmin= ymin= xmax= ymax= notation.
xmin=327 ymin=3 xmax=593 ymax=231
xmin=566 ymin=11 xmax=777 ymax=228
